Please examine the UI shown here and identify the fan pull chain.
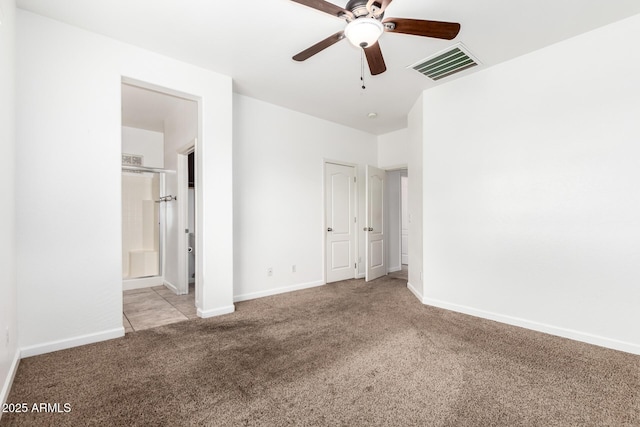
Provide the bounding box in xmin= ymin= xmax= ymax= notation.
xmin=360 ymin=48 xmax=366 ymax=90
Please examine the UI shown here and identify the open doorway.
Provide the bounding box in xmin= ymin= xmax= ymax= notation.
xmin=386 ymin=168 xmax=408 ymax=282
xmin=120 ymin=80 xmax=199 ymax=332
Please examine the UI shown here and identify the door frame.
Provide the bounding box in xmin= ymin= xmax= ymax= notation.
xmin=323 ymin=159 xmax=359 ymax=283
xmin=382 ymin=166 xmax=408 ymax=275
xmin=177 ymin=140 xmax=196 ymax=295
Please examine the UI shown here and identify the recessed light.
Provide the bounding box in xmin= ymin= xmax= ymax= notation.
xmin=367 ymin=112 xmax=378 ymax=119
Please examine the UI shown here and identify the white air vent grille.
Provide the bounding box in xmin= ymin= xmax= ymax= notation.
xmin=122 ymin=153 xmax=143 ymax=167
xmin=409 ymin=44 xmax=480 ymax=81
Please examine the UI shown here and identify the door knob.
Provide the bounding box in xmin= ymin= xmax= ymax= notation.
xmin=327 ymin=227 xmax=333 ymax=232
xmin=368 ymin=227 xmax=373 ymax=231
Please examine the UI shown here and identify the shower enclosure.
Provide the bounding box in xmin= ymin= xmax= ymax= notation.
xmin=122 ymin=169 xmax=161 ymax=279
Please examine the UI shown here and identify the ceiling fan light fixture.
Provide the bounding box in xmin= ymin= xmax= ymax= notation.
xmin=344 ymin=18 xmax=384 ymax=48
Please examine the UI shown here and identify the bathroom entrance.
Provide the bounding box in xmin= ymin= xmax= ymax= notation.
xmin=120 ymin=80 xmax=199 ymax=332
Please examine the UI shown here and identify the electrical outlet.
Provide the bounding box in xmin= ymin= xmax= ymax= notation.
xmin=267 ymin=267 xmax=273 ymax=276
xmin=292 ymin=265 xmax=296 ymax=273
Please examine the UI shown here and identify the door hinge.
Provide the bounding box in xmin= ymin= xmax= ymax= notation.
xmin=355 ymin=263 xmax=357 ymax=268
xmin=354 ymin=216 xmax=356 ymax=223
xmin=354 ymin=176 xmax=356 ymax=183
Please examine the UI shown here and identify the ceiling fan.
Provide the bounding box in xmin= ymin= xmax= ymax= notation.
xmin=291 ymin=0 xmax=461 ymax=75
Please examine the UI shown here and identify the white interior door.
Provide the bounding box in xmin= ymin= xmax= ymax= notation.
xmin=325 ymin=162 xmax=356 ymax=283
xmin=176 ymin=140 xmax=195 ymax=296
xmin=401 ymin=175 xmax=409 ymax=265
xmin=366 ymin=165 xmax=386 ymax=281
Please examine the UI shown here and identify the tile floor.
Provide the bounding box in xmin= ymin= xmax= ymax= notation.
xmin=123 ymin=284 xmax=196 ymax=333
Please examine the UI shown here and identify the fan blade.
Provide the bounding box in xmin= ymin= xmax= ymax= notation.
xmin=290 ymin=0 xmax=354 ymax=19
xmin=293 ymin=32 xmax=345 ymax=62
xmin=364 ymin=42 xmax=387 ymax=75
xmin=366 ymin=0 xmax=393 ymax=16
xmin=383 ymin=18 xmax=460 ymax=40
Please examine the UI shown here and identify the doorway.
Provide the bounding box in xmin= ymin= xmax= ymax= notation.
xmin=121 ymin=80 xmax=199 ymax=332
xmin=386 ymin=169 xmax=408 ymax=282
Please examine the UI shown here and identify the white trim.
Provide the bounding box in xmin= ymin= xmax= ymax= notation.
xmin=382 ymin=164 xmax=409 ymax=172
xmin=424 ymin=297 xmax=640 ymax=356
xmin=356 ymin=273 xmax=365 ymax=279
xmin=234 ymin=280 xmax=325 ymax=303
xmin=123 ymin=276 xmax=164 ymax=291
xmin=0 ymin=348 xmax=20 ymax=413
xmin=406 ymin=282 xmax=423 ymax=302
xmin=197 ymin=305 xmax=235 ymax=319
xmin=388 ymin=266 xmax=401 ymax=273
xmin=20 ymin=328 xmax=124 ymax=358
xmin=163 ymin=279 xmax=179 ymax=295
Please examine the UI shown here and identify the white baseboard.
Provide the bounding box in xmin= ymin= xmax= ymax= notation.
xmin=123 ymin=276 xmax=164 ymax=291
xmin=388 ymin=266 xmax=401 ymax=273
xmin=356 ymin=273 xmax=365 ymax=279
xmin=423 ymin=297 xmax=640 ymax=356
xmin=406 ymin=282 xmax=423 ymax=302
xmin=0 ymin=348 xmax=20 ymax=414
xmin=197 ymin=305 xmax=235 ymax=319
xmin=163 ymin=280 xmax=180 ymax=295
xmin=234 ymin=280 xmax=325 ymax=303
xmin=20 ymin=327 xmax=125 ymax=358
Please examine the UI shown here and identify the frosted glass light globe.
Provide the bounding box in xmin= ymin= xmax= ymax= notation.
xmin=344 ymin=18 xmax=384 ymax=48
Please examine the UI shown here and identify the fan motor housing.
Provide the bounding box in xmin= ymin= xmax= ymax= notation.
xmin=346 ymin=0 xmax=384 ymax=19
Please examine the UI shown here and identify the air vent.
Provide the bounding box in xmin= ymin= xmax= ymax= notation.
xmin=122 ymin=153 xmax=143 ymax=167
xmin=409 ymin=43 xmax=480 ymax=81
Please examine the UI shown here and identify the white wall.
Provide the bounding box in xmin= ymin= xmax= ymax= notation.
xmin=121 ymin=126 xmax=164 ymax=168
xmin=0 ymin=0 xmax=19 ymax=410
xmin=233 ymin=94 xmax=377 ymax=300
xmin=421 ymin=14 xmax=640 ymax=354
xmin=164 ymin=102 xmax=197 ymax=171
xmin=16 ymin=10 xmax=234 ymax=356
xmin=378 ymin=126 xmax=410 ymax=277
xmin=377 ymin=128 xmax=409 ymax=169
xmin=406 ymin=96 xmax=424 ymax=300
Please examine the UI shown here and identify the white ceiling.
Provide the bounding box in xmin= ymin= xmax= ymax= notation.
xmin=17 ymin=0 xmax=640 ymax=135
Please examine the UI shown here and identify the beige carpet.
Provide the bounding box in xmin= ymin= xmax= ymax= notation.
xmin=3 ymin=277 xmax=639 ymax=426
